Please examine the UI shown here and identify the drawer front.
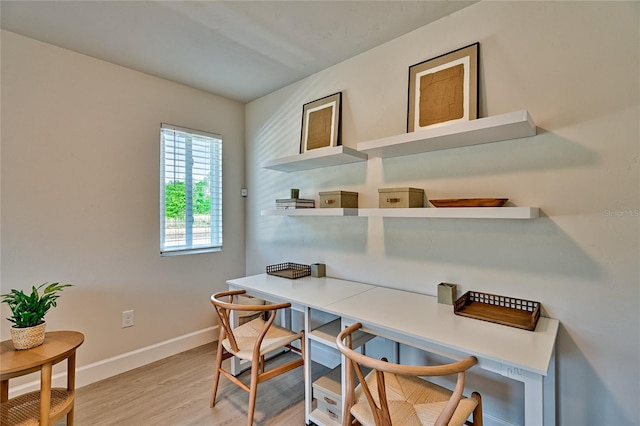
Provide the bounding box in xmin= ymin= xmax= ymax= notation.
xmin=319 ymin=192 xmax=358 ymax=208
xmin=378 ymin=189 xmax=424 ymax=208
xmin=316 ymin=394 xmax=342 ymax=423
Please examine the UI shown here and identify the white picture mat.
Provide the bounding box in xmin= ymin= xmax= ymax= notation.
xmin=304 ymin=100 xmax=337 ymax=148
xmin=413 ymin=56 xmax=470 ymax=131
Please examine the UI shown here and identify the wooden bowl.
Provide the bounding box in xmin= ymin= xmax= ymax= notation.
xmin=430 ymin=198 xmax=509 ymax=207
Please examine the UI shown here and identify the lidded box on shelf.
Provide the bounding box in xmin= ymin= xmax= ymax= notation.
xmin=319 ymin=190 xmax=358 ymax=208
xmin=378 ymin=187 xmax=425 ymax=208
xmin=312 ymin=366 xmax=343 ymax=423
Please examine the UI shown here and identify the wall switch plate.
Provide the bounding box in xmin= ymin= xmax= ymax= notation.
xmin=241 ymin=188 xmax=248 ymax=197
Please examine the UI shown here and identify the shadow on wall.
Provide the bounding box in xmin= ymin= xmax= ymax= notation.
xmin=259 ymin=216 xmax=368 ymax=254
xmin=381 ymin=216 xmax=602 ymax=282
xmin=556 ymin=324 xmax=632 ymax=425
xmin=380 ymin=129 xmax=597 ymax=182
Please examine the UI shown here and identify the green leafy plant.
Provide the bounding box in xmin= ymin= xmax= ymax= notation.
xmin=1 ymin=282 xmax=72 ymax=328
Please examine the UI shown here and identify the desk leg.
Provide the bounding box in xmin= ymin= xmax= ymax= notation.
xmin=502 ymin=365 xmax=552 ymax=426
xmin=524 ymin=374 xmax=544 ymax=426
xmin=67 ymin=352 xmax=77 ymax=426
xmin=303 ymin=306 xmax=312 ymax=425
xmin=229 ymin=299 xmax=241 ymax=376
xmin=40 ymin=362 xmax=53 ymax=426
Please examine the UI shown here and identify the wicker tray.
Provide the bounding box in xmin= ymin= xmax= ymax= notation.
xmin=266 ymin=262 xmax=311 ymax=279
xmin=453 ymin=291 xmax=541 ymax=331
xmin=430 ymin=198 xmax=508 ymax=207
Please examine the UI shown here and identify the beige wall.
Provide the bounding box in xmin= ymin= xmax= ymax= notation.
xmin=1 ymin=31 xmax=245 ymax=368
xmin=246 ymin=2 xmax=639 ymax=425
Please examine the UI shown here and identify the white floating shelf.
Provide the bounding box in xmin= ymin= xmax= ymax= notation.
xmin=261 ymin=146 xmax=367 ymax=172
xmin=262 ymin=207 xmax=539 ymax=219
xmin=261 ymin=208 xmax=359 ymax=217
xmin=358 ymin=207 xmax=539 ymax=220
xmin=357 ymin=110 xmax=536 ymax=158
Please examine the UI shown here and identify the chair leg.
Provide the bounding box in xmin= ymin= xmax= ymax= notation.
xmin=471 ymin=391 xmax=483 ymax=426
xmin=247 ymin=359 xmax=261 ymax=426
xmin=210 ymin=338 xmax=225 ymax=407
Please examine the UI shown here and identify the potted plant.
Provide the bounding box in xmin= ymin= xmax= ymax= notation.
xmin=1 ymin=282 xmax=72 ymax=350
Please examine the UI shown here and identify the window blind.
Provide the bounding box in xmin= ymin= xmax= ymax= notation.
xmin=160 ymin=123 xmax=222 ymax=255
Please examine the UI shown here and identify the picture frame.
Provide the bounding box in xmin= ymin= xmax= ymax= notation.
xmin=407 ymin=42 xmax=479 ymax=132
xmin=300 ymin=92 xmax=342 ymax=154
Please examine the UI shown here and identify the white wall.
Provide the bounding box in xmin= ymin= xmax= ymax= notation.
xmin=1 ymin=30 xmax=245 ymax=379
xmin=246 ymin=2 xmax=639 ymax=425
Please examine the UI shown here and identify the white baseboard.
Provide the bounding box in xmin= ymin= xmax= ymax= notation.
xmin=482 ymin=413 xmax=518 ymax=426
xmin=9 ymin=326 xmax=219 ymax=398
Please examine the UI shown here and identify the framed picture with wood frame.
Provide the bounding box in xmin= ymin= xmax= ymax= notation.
xmin=407 ymin=42 xmax=479 ymax=132
xmin=300 ymin=92 xmax=342 ymax=154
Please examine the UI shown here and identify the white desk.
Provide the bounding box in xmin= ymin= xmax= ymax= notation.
xmin=228 ymin=274 xmax=559 ymax=426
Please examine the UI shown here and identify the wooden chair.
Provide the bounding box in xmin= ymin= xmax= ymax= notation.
xmin=210 ymin=289 xmax=305 ymax=426
xmin=336 ymin=323 xmax=482 ymax=426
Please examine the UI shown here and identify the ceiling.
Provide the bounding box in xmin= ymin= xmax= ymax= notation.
xmin=1 ymin=1 xmax=476 ymax=103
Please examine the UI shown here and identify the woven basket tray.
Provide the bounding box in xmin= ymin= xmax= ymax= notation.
xmin=454 ymin=291 xmax=541 ymax=331
xmin=266 ymin=262 xmax=311 ymax=279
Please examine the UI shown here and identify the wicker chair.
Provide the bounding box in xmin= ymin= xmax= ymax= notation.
xmin=336 ymin=323 xmax=482 ymax=426
xmin=210 ymin=289 xmax=304 ymax=426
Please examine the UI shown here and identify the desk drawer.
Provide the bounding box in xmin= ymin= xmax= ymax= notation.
xmin=316 ymin=396 xmax=342 ymax=423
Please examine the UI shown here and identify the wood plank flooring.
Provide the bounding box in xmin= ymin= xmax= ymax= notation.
xmin=57 ymin=343 xmax=328 ymax=425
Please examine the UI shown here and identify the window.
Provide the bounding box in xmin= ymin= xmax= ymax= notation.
xmin=160 ymin=123 xmax=222 ymax=255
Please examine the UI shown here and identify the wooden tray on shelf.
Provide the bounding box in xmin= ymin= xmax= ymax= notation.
xmin=453 ymin=291 xmax=541 ymax=331
xmin=266 ymin=262 xmax=311 ymax=279
xmin=430 ymin=198 xmax=508 ymax=207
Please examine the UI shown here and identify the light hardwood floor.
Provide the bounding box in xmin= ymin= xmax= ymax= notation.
xmin=57 ymin=343 xmax=328 ymax=425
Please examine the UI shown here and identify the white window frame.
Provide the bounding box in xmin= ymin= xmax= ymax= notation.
xmin=160 ymin=123 xmax=222 ymax=256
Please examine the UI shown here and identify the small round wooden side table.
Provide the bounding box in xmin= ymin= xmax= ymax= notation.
xmin=1 ymin=331 xmax=84 ymax=426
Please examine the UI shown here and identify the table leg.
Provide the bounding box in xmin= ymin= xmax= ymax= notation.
xmin=40 ymin=362 xmax=53 ymax=426
xmin=67 ymin=352 xmax=77 ymax=426
xmin=1 ymin=379 xmax=8 ymax=403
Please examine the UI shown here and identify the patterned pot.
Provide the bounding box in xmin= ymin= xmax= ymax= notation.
xmin=10 ymin=322 xmax=46 ymax=350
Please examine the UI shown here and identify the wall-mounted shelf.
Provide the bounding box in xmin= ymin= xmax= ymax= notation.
xmin=262 ymin=146 xmax=367 ymax=172
xmin=357 ymin=109 xmax=536 ymax=158
xmin=261 ymin=208 xmax=359 ymax=216
xmin=359 ymin=207 xmax=539 ymax=219
xmin=262 ymin=207 xmax=539 ymax=219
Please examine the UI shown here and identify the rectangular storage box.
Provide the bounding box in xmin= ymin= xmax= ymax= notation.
xmin=313 ymin=366 xmax=342 ymax=423
xmin=319 ymin=190 xmax=358 ymax=208
xmin=378 ymin=187 xmax=425 ymax=208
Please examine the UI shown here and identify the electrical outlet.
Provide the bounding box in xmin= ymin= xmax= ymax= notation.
xmin=122 ymin=310 xmax=134 ymax=328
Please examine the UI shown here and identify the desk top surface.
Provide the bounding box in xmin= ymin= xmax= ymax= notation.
xmin=228 ymin=274 xmax=559 ymax=375
xmin=228 ymin=274 xmax=374 ymax=310
xmin=1 ymin=331 xmax=84 ymax=377
xmin=327 ymin=286 xmax=558 ymax=375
